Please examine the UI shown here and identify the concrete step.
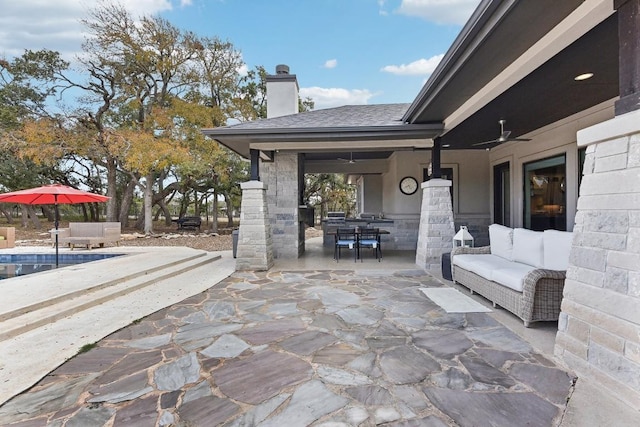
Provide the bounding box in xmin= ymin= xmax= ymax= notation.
xmin=0 ymin=251 xmax=208 ymax=323
xmin=0 ymin=252 xmax=220 ymax=342
xmin=0 ymin=251 xmax=236 ymax=405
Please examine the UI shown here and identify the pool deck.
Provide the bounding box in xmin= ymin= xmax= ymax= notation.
xmin=0 ymin=245 xmax=236 ymax=405
xmin=0 ymin=241 xmax=638 ymax=425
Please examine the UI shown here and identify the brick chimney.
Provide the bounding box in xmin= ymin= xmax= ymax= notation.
xmin=266 ymin=64 xmax=299 ymax=118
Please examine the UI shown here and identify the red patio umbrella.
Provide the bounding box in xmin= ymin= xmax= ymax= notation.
xmin=0 ymin=184 xmax=110 ymax=266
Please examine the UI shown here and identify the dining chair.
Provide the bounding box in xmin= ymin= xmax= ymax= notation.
xmin=334 ymin=227 xmax=357 ymax=262
xmin=358 ymin=227 xmax=382 ymax=262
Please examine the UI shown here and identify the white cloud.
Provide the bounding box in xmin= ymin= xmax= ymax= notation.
xmin=378 ymin=0 xmax=389 ymax=15
xmin=299 ymin=87 xmax=376 ymax=110
xmin=396 ymin=0 xmax=480 ymax=25
xmin=381 ymin=54 xmax=444 ymax=76
xmin=0 ymin=0 xmax=179 ymax=60
xmin=237 ymin=63 xmax=249 ymax=77
xmin=324 ymin=59 xmax=338 ymax=69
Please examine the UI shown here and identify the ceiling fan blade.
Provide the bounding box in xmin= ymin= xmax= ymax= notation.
xmin=472 ymin=139 xmax=499 ymax=146
xmin=337 ymin=152 xmax=357 ymax=163
xmin=509 ymin=137 xmax=532 ymax=142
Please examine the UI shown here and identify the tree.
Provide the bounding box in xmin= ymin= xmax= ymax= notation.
xmin=304 ymin=174 xmax=356 ymax=219
xmin=79 ymin=4 xmax=201 ymax=233
xmin=0 ymin=50 xmax=75 ymax=227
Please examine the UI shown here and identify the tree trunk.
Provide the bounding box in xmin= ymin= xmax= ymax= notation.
xmin=224 ymin=194 xmax=234 ymax=228
xmin=22 ymin=205 xmax=41 ymax=229
xmin=143 ymin=172 xmax=154 ymax=234
xmin=157 ymin=200 xmax=173 ymax=225
xmin=41 ymin=206 xmax=54 ymax=222
xmin=210 ymin=190 xmax=218 ymax=233
xmin=119 ymin=178 xmax=137 ymax=227
xmin=106 ymin=158 xmax=118 ymax=222
xmin=0 ymin=207 xmax=13 ymax=223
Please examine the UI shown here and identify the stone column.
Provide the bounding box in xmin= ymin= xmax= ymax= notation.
xmin=415 ymin=179 xmax=455 ymax=272
xmin=554 ymin=109 xmax=640 ymax=408
xmin=262 ymin=152 xmax=301 ymax=259
xmin=236 ymin=181 xmax=273 ymax=271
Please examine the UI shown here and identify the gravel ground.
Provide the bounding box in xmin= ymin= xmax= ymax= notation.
xmin=7 ymin=222 xmax=324 ymax=252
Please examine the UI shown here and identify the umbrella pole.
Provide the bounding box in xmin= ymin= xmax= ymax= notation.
xmin=55 ymin=196 xmax=59 ymax=268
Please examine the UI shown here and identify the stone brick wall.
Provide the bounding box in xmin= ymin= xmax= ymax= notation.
xmin=262 ymin=152 xmax=301 ymax=259
xmin=554 ymin=110 xmax=640 ymax=408
xmin=236 ymin=181 xmax=273 ymax=271
xmin=415 ymin=179 xmax=455 ymax=272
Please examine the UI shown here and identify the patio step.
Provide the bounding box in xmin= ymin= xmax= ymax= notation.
xmin=0 ymin=252 xmax=221 ymax=342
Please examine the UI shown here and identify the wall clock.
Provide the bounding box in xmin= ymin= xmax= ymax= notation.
xmin=399 ymin=176 xmax=418 ymax=195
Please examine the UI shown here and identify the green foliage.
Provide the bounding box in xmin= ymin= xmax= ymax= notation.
xmin=304 ymin=174 xmax=356 ymax=218
xmin=1 ymin=2 xmax=312 ymax=231
xmin=77 ymin=342 xmax=98 ymax=354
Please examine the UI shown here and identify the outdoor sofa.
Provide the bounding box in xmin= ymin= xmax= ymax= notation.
xmin=53 ymin=222 xmax=121 ymax=250
xmin=451 ymin=224 xmax=573 ymax=327
xmin=0 ymin=227 xmax=15 ymax=249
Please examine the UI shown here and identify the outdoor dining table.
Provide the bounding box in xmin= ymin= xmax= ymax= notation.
xmin=327 ymin=228 xmax=389 ymax=261
xmin=325 ymin=228 xmax=390 ymax=237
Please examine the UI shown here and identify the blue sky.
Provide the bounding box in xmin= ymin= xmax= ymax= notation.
xmin=0 ymin=0 xmax=480 ymax=109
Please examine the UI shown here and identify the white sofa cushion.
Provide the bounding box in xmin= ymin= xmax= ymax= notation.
xmin=543 ymin=230 xmax=573 ymax=270
xmin=453 ymin=254 xmax=514 ymax=281
xmin=491 ymin=263 xmax=537 ymax=292
xmin=489 ymin=224 xmax=514 ymax=260
xmin=512 ymin=228 xmax=544 ymax=268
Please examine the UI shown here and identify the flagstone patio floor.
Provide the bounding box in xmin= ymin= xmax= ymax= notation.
xmin=0 ymin=268 xmax=576 ymax=426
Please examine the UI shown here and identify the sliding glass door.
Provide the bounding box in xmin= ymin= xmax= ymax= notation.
xmin=523 ymin=155 xmax=566 ymax=231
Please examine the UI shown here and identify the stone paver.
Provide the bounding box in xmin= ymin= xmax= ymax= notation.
xmin=0 ymin=269 xmax=575 ymax=426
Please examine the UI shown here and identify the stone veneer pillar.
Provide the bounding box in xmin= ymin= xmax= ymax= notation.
xmin=262 ymin=152 xmax=301 ymax=259
xmin=554 ymin=109 xmax=640 ymax=408
xmin=236 ymin=181 xmax=273 ymax=271
xmin=415 ymin=179 xmax=455 ymax=272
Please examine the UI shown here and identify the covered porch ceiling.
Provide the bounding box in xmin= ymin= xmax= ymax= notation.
xmin=404 ymin=0 xmax=619 ymax=149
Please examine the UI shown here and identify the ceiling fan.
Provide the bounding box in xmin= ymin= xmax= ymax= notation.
xmin=472 ymin=119 xmax=532 ymax=146
xmin=337 ymin=152 xmax=357 ymax=164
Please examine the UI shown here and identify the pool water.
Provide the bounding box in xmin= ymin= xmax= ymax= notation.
xmin=0 ymin=253 xmax=124 ymax=280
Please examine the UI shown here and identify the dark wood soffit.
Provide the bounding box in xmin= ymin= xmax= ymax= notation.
xmin=441 ymin=14 xmax=619 ymax=149
xmin=412 ymin=0 xmax=583 ymax=123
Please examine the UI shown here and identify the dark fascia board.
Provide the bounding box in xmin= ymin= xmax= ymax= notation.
xmin=265 ymin=73 xmax=299 ymax=89
xmin=203 ymin=123 xmax=443 ymax=158
xmin=402 ymin=0 xmax=508 ymax=124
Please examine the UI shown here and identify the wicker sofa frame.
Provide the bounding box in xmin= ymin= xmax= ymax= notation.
xmin=451 ymin=246 xmax=566 ymax=327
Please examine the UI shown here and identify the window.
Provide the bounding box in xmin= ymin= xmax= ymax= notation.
xmin=523 ymin=155 xmax=566 ymax=231
xmin=493 ymin=162 xmax=510 ymax=227
xmin=578 ymin=147 xmax=587 ymax=189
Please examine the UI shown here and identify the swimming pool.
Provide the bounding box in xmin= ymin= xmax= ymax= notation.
xmin=0 ymin=253 xmax=125 ymax=280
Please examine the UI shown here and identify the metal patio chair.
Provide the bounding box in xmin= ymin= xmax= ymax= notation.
xmin=334 ymin=227 xmax=357 ymax=262
xmin=358 ymin=227 xmax=382 ymax=262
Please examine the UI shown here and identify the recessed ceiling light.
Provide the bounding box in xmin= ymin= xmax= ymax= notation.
xmin=442 ymin=144 xmax=450 ymax=148
xmin=574 ymin=72 xmax=594 ymax=81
